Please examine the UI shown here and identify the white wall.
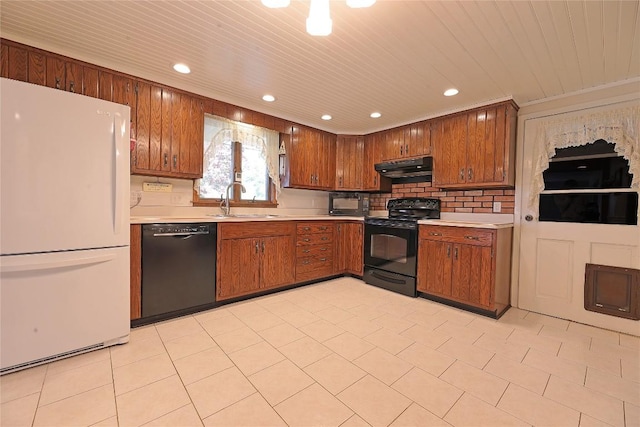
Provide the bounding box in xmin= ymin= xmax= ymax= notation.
xmin=129 ymin=175 xmax=330 ymax=217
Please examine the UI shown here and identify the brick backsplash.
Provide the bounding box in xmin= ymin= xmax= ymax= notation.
xmin=370 ymin=182 xmax=515 ymax=214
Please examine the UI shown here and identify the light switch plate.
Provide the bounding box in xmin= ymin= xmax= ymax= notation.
xmin=493 ymin=201 xmax=502 ymax=213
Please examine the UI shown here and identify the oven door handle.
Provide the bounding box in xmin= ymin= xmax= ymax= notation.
xmin=370 ymin=271 xmax=407 ymax=285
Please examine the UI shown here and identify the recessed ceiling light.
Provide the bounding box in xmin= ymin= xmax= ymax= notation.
xmin=321 ymin=114 xmax=332 ymax=120
xmin=262 ymin=94 xmax=276 ymax=102
xmin=370 ymin=112 xmax=381 ymax=118
xmin=444 ymin=88 xmax=459 ymax=96
xmin=173 ymin=63 xmax=191 ymax=74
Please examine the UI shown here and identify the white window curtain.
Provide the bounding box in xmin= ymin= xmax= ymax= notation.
xmin=529 ymin=105 xmax=640 ymax=210
xmin=195 ymin=115 xmax=281 ymax=196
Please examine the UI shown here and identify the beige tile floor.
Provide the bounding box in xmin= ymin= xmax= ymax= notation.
xmin=2 ymin=277 xmax=639 ymax=427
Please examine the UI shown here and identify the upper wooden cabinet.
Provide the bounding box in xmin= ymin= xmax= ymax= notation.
xmin=432 ymin=101 xmax=517 ymax=188
xmin=283 ymin=124 xmax=336 ymax=190
xmin=132 ymin=83 xmax=204 ymax=178
xmin=362 ymin=133 xmax=392 ymax=192
xmin=335 ymin=136 xmax=364 ymax=190
xmin=378 ymin=122 xmax=432 ymax=162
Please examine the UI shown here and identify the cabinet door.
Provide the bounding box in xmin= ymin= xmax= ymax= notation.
xmin=362 ymin=133 xmax=391 ymax=192
xmin=335 ymin=223 xmax=348 ymax=273
xmin=65 ymin=60 xmax=81 ymax=93
xmin=217 ymin=238 xmax=261 ymax=300
xmin=187 ymin=96 xmax=204 ymax=177
xmin=347 ymin=223 xmax=363 ymax=275
xmin=27 ymin=50 xmax=46 ymax=85
xmin=112 ymin=75 xmax=136 ymax=141
xmin=98 ymin=70 xmax=113 ymax=101
xmin=0 ymin=43 xmax=8 ymax=78
xmin=134 ymin=81 xmax=151 ymax=171
xmin=451 ymin=243 xmax=493 ymax=308
xmin=261 ymin=235 xmax=296 ymax=289
xmin=432 ymin=115 xmax=467 ymax=187
xmin=335 ymin=136 xmax=363 ymax=190
xmin=45 ymin=56 xmax=65 ymax=89
xmin=82 ymin=65 xmax=99 ymax=98
xmin=417 ymin=239 xmax=452 ymax=296
xmin=467 ymin=107 xmax=495 ymax=185
xmin=407 ymin=121 xmax=431 ymax=157
xmin=7 ymin=46 xmax=28 ymax=81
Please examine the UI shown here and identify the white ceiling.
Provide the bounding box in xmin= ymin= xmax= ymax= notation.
xmin=1 ymin=1 xmax=639 ymax=134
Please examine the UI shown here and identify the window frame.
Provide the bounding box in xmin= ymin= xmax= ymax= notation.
xmin=193 ymin=140 xmax=277 ymax=208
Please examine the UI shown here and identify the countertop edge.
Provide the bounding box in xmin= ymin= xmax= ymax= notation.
xmin=130 ymin=215 xmax=366 ymax=224
xmin=418 ymin=220 xmax=514 ymax=229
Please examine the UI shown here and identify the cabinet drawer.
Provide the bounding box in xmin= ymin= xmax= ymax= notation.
xmin=297 ymin=232 xmax=333 ymax=246
xmin=297 ymin=223 xmax=334 ymax=235
xmin=296 ymin=256 xmax=334 ymax=280
xmin=419 ymin=226 xmax=494 ymax=246
xmin=297 ymin=244 xmax=333 ymax=258
xmin=219 ymin=221 xmax=295 ymax=239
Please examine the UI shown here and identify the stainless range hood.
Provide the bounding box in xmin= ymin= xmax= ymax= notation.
xmin=374 ymin=156 xmax=433 ymax=180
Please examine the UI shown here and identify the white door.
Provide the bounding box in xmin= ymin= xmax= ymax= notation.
xmin=518 ymin=105 xmax=640 ymax=336
xmin=0 ymin=78 xmax=130 ymax=255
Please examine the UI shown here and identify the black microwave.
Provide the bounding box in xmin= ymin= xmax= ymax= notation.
xmin=329 ymin=192 xmax=370 ymax=216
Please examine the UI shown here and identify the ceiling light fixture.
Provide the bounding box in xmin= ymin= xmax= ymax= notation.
xmin=444 ymin=88 xmax=459 ymax=96
xmin=262 ymin=94 xmax=276 ymax=102
xmin=321 ymin=114 xmax=332 ymax=120
xmin=261 ymin=0 xmax=290 ymax=8
xmin=173 ymin=63 xmax=191 ymax=74
xmin=370 ymin=112 xmax=381 ymax=118
xmin=262 ymin=0 xmax=375 ymax=36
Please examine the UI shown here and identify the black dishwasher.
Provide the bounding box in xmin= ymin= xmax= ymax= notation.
xmin=142 ymin=223 xmax=216 ymax=320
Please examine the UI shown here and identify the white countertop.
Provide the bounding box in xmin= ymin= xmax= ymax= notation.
xmin=418 ymin=219 xmax=513 ymax=229
xmin=129 ymin=215 xmax=365 ymax=224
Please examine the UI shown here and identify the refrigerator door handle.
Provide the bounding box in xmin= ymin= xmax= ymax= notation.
xmin=111 ymin=113 xmax=126 ymax=236
xmin=1 ymin=253 xmax=116 ymax=273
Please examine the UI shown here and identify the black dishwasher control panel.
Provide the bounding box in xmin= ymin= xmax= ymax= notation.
xmin=148 ymin=224 xmax=211 ymax=235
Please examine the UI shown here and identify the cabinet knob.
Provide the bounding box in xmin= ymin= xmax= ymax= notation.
xmin=447 ymin=246 xmax=450 ymax=258
xmin=255 ymin=242 xmax=259 ymax=253
xmin=454 ymin=247 xmax=458 ymax=260
xmin=173 ymin=155 xmax=177 ymax=168
xmin=69 ymin=81 xmax=75 ymax=93
xmin=460 ymin=168 xmax=465 ymax=180
xmin=164 ymin=153 xmax=168 ymax=167
xmin=55 ymin=77 xmax=61 ymax=89
xmin=464 ymin=235 xmax=480 ymax=241
xmin=468 ymin=168 xmax=473 ymax=180
xmin=262 ymin=241 xmax=265 ymax=253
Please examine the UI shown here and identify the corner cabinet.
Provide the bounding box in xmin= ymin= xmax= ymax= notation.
xmin=417 ymin=225 xmax=512 ymax=318
xmin=132 ymin=83 xmax=204 ymax=178
xmin=432 ymin=100 xmax=517 ymax=188
xmin=217 ymin=222 xmax=296 ymax=301
xmin=282 ymin=125 xmax=336 ymax=190
xmin=335 ymin=136 xmax=364 ymax=190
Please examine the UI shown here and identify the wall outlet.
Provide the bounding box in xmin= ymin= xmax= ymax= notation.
xmin=493 ymin=201 xmax=502 ymax=213
xmin=143 ymin=182 xmax=172 ymax=193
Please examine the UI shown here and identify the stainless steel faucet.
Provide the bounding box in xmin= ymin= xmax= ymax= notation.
xmin=221 ymin=182 xmax=246 ymax=216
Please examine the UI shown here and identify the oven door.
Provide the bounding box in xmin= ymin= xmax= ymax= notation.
xmin=364 ymin=221 xmax=417 ymax=277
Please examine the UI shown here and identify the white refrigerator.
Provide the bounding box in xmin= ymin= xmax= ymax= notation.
xmin=0 ymin=78 xmax=130 ymax=373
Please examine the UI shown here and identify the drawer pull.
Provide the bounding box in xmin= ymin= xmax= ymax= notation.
xmin=429 ymin=232 xmax=442 ymax=236
xmin=320 ymin=247 xmax=328 ymax=251
xmin=319 ymin=227 xmax=327 ymax=231
xmin=596 ymin=303 xmax=603 ymax=307
xmin=319 ymin=258 xmax=327 ymax=262
xmin=302 ymin=260 xmax=310 ymax=265
xmin=464 ymin=236 xmax=480 ymax=241
xmin=302 ymin=249 xmax=310 ymax=253
xmin=321 ymin=237 xmax=328 ymax=241
xmin=303 ymin=227 xmax=311 ymax=231
xmin=303 ymin=238 xmax=311 ymax=242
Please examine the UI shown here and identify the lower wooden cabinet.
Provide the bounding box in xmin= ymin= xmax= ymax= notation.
xmin=417 ymin=225 xmax=512 ymax=318
xmin=335 ymin=222 xmax=363 ymax=276
xmin=217 ymin=222 xmax=296 ymax=301
xmin=296 ymin=222 xmax=335 ymax=282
